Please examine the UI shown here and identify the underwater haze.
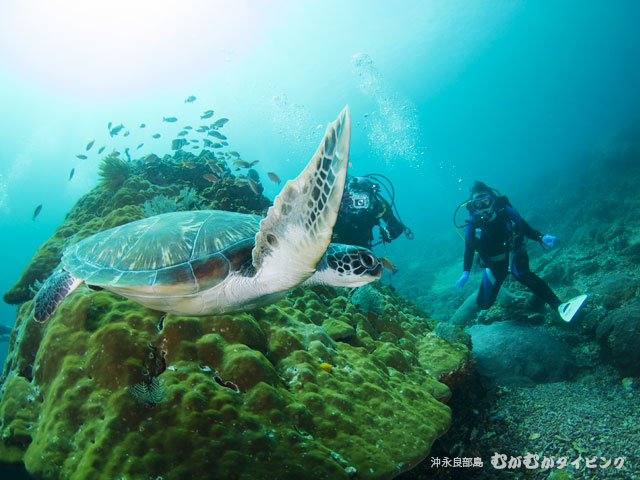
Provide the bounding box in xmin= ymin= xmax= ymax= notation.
xmin=1 ymin=1 xmax=640 ymax=478
xmin=2 ymin=1 xmax=640 ymax=325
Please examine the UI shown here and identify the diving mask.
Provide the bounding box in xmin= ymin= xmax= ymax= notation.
xmin=471 ymin=194 xmax=494 ymax=212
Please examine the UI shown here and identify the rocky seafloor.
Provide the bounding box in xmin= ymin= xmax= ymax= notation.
xmin=394 ymin=128 xmax=640 ymax=479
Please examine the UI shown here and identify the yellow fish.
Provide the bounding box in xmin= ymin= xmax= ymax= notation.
xmin=320 ymin=363 xmax=333 ymax=373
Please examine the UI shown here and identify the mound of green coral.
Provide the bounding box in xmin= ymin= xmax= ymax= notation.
xmin=0 ymin=280 xmax=468 ymax=479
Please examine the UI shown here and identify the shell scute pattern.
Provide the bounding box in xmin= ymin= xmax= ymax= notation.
xmin=63 ymin=211 xmax=261 ymax=291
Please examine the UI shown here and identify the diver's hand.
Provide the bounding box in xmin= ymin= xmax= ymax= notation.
xmin=542 ymin=234 xmax=557 ymax=248
xmin=456 ymin=271 xmax=470 ymax=290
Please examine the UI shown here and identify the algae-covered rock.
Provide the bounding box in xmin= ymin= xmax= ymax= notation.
xmin=0 ymin=283 xmax=469 ymax=480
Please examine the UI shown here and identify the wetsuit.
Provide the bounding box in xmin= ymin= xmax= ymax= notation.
xmin=463 ymin=198 xmax=561 ymax=310
xmin=333 ymin=193 xmax=404 ymax=248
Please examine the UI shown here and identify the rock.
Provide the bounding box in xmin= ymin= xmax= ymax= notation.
xmin=467 ymin=321 xmax=576 ymax=386
xmin=591 ymin=272 xmax=640 ymax=310
xmin=596 ymin=301 xmax=640 ymax=376
xmin=449 ymin=292 xmax=479 ymax=326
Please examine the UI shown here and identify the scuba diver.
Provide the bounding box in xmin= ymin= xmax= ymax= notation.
xmin=333 ymin=174 xmax=413 ymax=249
xmin=454 ymin=181 xmax=587 ymax=322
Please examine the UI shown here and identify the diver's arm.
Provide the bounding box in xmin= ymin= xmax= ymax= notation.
xmin=505 ymin=206 xmax=543 ymax=241
xmin=380 ymin=199 xmax=404 ymax=239
xmin=463 ymin=223 xmax=475 ymax=271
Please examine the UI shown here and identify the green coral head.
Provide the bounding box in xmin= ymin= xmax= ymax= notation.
xmin=304 ymin=243 xmax=382 ymax=287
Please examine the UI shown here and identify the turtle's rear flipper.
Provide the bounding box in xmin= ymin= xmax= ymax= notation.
xmin=33 ymin=271 xmax=83 ymax=323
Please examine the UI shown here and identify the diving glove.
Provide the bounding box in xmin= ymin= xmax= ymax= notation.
xmin=456 ymin=271 xmax=470 ymax=290
xmin=542 ymin=234 xmax=557 ymax=248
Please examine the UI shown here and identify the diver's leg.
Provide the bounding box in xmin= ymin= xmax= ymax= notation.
xmin=475 ymin=261 xmax=508 ymax=310
xmin=512 ymin=250 xmax=561 ymax=309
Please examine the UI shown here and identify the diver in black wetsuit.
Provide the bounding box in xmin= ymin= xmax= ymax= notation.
xmin=455 ymin=181 xmax=586 ymax=322
xmin=333 ymin=175 xmax=408 ymax=249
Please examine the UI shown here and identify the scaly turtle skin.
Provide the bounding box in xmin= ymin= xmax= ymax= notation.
xmin=34 ymin=106 xmax=382 ymax=322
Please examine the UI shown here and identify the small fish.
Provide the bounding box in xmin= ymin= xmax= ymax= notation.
xmin=85 ymin=139 xmax=95 ymax=151
xmin=202 ymin=173 xmax=219 ymax=183
xmin=107 ymin=121 xmax=112 ymax=131
xmin=152 ymin=133 xmax=161 ymax=139
xmin=247 ymin=177 xmax=260 ymax=195
xmin=211 ymin=118 xmax=229 ymax=129
xmin=183 ymin=160 xmax=197 ymax=169
xmin=200 ymin=110 xmax=214 ymax=119
xmin=234 ymin=178 xmax=248 ymax=187
xmin=190 ymin=139 xmax=200 ymax=143
xmin=211 ymin=142 xmax=223 ymax=148
xmin=207 ymin=130 xmax=227 ymax=140
xmin=139 ymin=123 xmax=146 ymax=128
xmin=109 ymin=124 xmax=124 ymax=137
xmin=191 ymin=145 xmax=200 ymax=149
xmin=137 ymin=143 xmax=144 ymax=149
xmin=220 ymin=141 xmax=228 ymax=146
xmin=185 ymin=95 xmax=197 ymax=103
xmin=247 ymin=168 xmax=260 ymax=183
xmin=196 ymin=126 xmax=209 ymax=133
xmin=177 ymin=130 xmax=189 ymax=137
xmin=202 ymin=139 xmax=213 ymax=147
xmin=123 ymin=130 xmax=130 ymax=137
xmin=233 ymin=160 xmax=251 ymax=168
xmin=184 ymin=126 xmax=193 ymax=130
xmin=32 ymin=204 xmax=42 ymax=221
xmin=229 ymin=151 xmax=240 ymax=158
xmin=267 ymin=172 xmax=281 ymax=184
xmin=68 ymin=168 xmax=75 ymax=181
xmin=207 ymin=162 xmax=223 ymax=175
xmin=163 ymin=116 xmax=178 ymax=123
xmin=380 ymin=257 xmax=399 ymax=274
xmin=171 ymin=138 xmax=188 ymax=150
xmin=98 ymin=146 xmax=106 ymax=154
xmin=320 ymin=362 xmax=333 ymax=373
xmin=249 ymin=160 xmax=259 ymax=167
xmin=110 ymin=150 xmax=121 ymax=157
xmin=75 ymin=154 xmax=88 ymax=160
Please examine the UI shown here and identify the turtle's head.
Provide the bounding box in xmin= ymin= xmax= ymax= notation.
xmin=303 ymin=243 xmax=382 ymax=287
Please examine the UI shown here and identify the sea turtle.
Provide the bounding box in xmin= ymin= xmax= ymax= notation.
xmin=34 ymin=107 xmax=382 ymax=323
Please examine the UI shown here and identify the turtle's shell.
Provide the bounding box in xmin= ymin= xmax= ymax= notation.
xmin=63 ymin=210 xmax=261 ymax=294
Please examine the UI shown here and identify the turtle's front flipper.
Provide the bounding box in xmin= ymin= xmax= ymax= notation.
xmin=252 ymin=106 xmax=351 ymax=292
xmin=33 ymin=270 xmax=83 ymax=323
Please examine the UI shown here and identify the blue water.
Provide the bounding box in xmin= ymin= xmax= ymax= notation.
xmin=1 ymin=1 xmax=639 ymax=363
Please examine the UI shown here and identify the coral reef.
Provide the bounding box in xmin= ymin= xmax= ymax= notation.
xmin=0 ymin=283 xmax=468 ymax=479
xmin=0 ymin=137 xmax=469 ymax=477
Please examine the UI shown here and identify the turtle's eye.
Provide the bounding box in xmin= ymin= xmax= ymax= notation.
xmin=359 ymin=252 xmax=377 ymax=269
